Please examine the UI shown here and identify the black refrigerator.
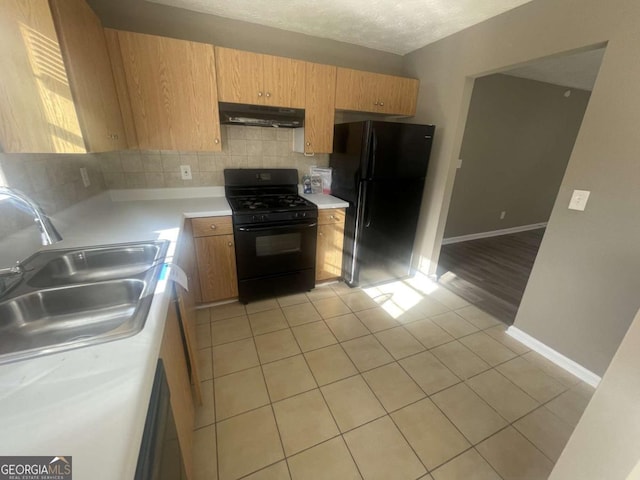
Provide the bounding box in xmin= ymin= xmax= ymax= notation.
xmin=329 ymin=121 xmax=435 ymax=287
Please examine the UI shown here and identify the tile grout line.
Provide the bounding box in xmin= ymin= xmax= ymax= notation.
xmin=343 ymin=319 xmax=433 ymax=477
xmin=203 ymin=285 xmax=581 ymax=478
xmin=246 ymin=308 xmax=294 ymax=480
xmin=286 ymin=301 xmax=368 ymax=480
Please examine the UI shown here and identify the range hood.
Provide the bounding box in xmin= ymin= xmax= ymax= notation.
xmin=219 ymin=102 xmax=304 ymax=128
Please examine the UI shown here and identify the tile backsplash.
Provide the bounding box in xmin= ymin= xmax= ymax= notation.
xmin=0 ymin=125 xmax=329 ymax=239
xmin=0 ymin=152 xmax=105 ymax=238
xmin=101 ymin=126 xmax=330 ymax=189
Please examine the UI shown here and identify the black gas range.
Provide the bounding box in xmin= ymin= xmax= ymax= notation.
xmin=224 ymin=169 xmax=318 ymax=304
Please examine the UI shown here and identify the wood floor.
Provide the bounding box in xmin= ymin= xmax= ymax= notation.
xmin=437 ymin=228 xmax=545 ymax=325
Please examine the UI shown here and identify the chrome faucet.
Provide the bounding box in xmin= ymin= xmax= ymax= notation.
xmin=0 ymin=187 xmax=63 ymax=297
xmin=0 ymin=186 xmax=63 ymax=246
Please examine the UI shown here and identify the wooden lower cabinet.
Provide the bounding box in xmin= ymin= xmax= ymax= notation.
xmin=174 ymin=220 xmax=203 ymax=404
xmin=316 ymin=208 xmax=345 ymax=282
xmin=192 ymin=217 xmax=238 ymax=303
xmin=160 ymin=299 xmax=194 ymax=480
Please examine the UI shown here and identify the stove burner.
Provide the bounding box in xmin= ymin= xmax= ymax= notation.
xmin=230 ymin=194 xmax=315 ymax=214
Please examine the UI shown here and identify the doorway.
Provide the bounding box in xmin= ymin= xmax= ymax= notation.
xmin=437 ymin=47 xmax=605 ymax=324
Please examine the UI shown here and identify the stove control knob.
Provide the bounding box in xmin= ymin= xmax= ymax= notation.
xmin=261 ymin=215 xmax=267 ymax=221
xmin=252 ymin=215 xmax=258 ymax=222
xmin=301 ymin=212 xmax=307 ymax=217
xmin=293 ymin=212 xmax=299 ymax=219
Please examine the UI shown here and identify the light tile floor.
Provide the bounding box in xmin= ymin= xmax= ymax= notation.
xmin=192 ymin=281 xmax=595 ymax=480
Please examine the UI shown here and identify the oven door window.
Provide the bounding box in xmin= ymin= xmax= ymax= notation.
xmin=235 ymin=222 xmax=317 ymax=279
xmin=256 ymin=232 xmax=301 ymax=257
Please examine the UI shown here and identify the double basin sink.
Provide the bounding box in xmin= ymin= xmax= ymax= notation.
xmin=0 ymin=240 xmax=169 ymax=365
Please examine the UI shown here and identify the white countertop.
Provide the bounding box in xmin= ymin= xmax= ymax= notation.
xmin=0 ymin=188 xmax=347 ymax=480
xmin=301 ymin=193 xmax=349 ymax=209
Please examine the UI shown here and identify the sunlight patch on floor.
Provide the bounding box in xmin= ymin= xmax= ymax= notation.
xmin=361 ymin=273 xmax=443 ymax=319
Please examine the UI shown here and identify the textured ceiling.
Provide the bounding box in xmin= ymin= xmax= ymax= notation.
xmin=145 ymin=0 xmax=534 ymax=55
xmin=502 ymin=48 xmax=606 ymax=91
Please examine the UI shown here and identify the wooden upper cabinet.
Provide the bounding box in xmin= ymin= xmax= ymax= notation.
xmin=0 ymin=0 xmax=85 ymax=153
xmin=50 ymin=0 xmax=128 ymax=151
xmin=380 ymin=75 xmax=419 ymax=116
xmin=215 ymin=47 xmax=263 ymax=106
xmin=335 ymin=68 xmax=378 ymax=113
xmin=215 ymin=47 xmax=305 ymax=109
xmin=335 ymin=67 xmax=419 ymax=116
xmin=262 ymin=54 xmax=306 ymax=108
xmin=304 ymin=62 xmax=337 ymax=154
xmin=115 ymin=31 xmax=222 ymax=151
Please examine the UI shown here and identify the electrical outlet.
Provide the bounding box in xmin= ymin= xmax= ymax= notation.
xmin=80 ymin=167 xmax=90 ymax=187
xmin=180 ymin=165 xmax=192 ymax=180
xmin=500 ymin=210 xmax=506 ymax=220
xmin=457 ymin=159 xmax=463 ymax=169
xmin=568 ymin=189 xmax=590 ymax=211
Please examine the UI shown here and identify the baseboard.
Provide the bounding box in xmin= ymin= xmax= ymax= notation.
xmin=442 ymin=222 xmax=548 ymax=245
xmin=507 ymin=326 xmax=601 ymax=387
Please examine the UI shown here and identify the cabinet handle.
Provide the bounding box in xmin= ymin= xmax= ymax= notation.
xmin=379 ymin=101 xmax=385 ymax=106
xmin=214 ymin=138 xmax=220 ymax=144
xmin=306 ymin=142 xmax=311 ymax=146
xmin=373 ymin=100 xmax=379 ymax=105
xmin=319 ymin=232 xmax=323 ymax=236
xmin=210 ymin=224 xmax=217 ymax=230
xmin=265 ymin=92 xmax=271 ymax=98
xmin=329 ymin=215 xmax=335 ymax=220
xmin=258 ymin=91 xmax=263 ymax=97
xmin=228 ymin=241 xmax=233 ymax=247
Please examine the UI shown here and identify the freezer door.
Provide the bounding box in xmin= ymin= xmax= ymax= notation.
xmin=330 ymin=122 xmax=370 ymax=203
xmin=364 ymin=122 xmax=434 ymax=180
xmin=354 ymin=178 xmax=426 ymax=286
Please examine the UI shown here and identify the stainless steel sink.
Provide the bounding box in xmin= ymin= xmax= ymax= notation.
xmin=28 ymin=243 xmax=165 ymax=287
xmin=0 ymin=240 xmax=168 ymax=365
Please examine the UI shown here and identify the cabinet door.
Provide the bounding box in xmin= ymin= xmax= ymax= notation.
xmin=304 ymin=62 xmax=336 ymax=154
xmin=117 ymin=31 xmax=222 ymax=151
xmin=335 ymin=67 xmax=378 ymax=113
xmin=161 ymin=300 xmax=194 ymax=480
xmin=195 ymin=234 xmax=239 ymax=303
xmin=215 ymin=47 xmax=263 ymax=105
xmin=377 ymin=75 xmax=419 ymax=116
xmin=316 ymin=222 xmax=345 ymax=281
xmin=49 ymin=0 xmax=127 ymax=151
xmin=262 ymin=54 xmax=306 ymax=108
xmin=103 ymin=28 xmax=139 ymax=149
xmin=174 ymin=220 xmax=203 ymax=404
xmin=0 ymin=0 xmax=84 ymax=153
xmin=316 ymin=209 xmax=345 ymax=282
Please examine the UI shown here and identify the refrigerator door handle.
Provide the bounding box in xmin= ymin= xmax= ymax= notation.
xmin=370 ymin=129 xmax=378 ymax=178
xmin=349 ymin=181 xmax=368 ymax=284
xmin=364 ymin=186 xmax=373 ymax=228
xmin=358 ymin=182 xmax=373 ymax=228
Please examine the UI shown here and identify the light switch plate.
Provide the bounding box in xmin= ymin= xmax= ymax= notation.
xmin=568 ymin=189 xmax=590 ymax=211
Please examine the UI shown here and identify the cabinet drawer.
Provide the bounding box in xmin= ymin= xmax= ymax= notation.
xmin=318 ymin=209 xmax=345 ymax=225
xmin=191 ymin=216 xmax=233 ymax=237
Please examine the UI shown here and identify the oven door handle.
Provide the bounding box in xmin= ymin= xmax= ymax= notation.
xmin=237 ymin=223 xmax=317 ymax=233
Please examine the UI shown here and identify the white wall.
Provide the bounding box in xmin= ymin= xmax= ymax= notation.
xmin=549 ymin=308 xmax=640 ymax=479
xmin=404 ymin=0 xmax=640 ymax=375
